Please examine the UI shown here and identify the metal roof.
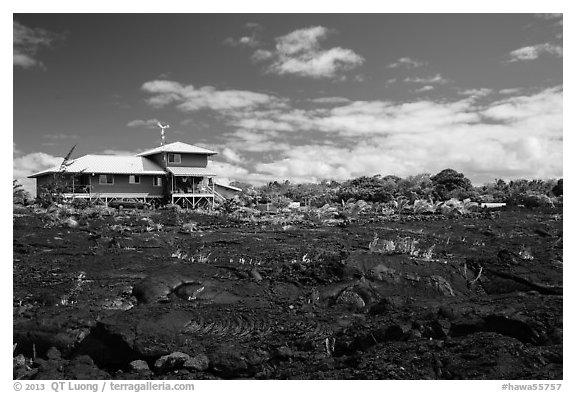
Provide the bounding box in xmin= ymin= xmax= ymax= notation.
xmin=167 ymin=167 xmax=217 ymax=177
xmin=28 ymin=155 xmax=166 ymax=178
xmin=215 ymin=183 xmax=242 ymax=192
xmin=137 ymin=141 xmax=217 ymax=157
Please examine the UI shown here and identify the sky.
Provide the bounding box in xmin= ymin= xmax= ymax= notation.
xmin=13 ymin=12 xmax=563 ymax=194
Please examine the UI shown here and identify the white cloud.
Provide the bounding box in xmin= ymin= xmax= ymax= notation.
xmin=13 ymin=143 xmax=21 ymax=157
xmin=99 ymin=149 xmax=141 ymax=156
xmin=387 ymin=57 xmax=426 ymax=69
xmin=126 ymin=118 xmax=161 ymax=129
xmin=13 ymin=152 xmax=64 ymax=196
xmin=483 ymin=86 xmax=562 ymax=125
xmin=224 ymin=36 xmax=259 ymax=48
xmin=141 ymin=80 xmax=286 ymax=111
xmin=221 ymin=147 xmax=246 ymax=164
xmin=224 ymin=22 xmax=262 ymax=48
xmin=220 ymin=129 xmax=291 ymax=153
xmin=534 ymin=13 xmax=563 ymax=25
xmin=236 ymin=87 xmax=561 ymax=185
xmin=308 ymin=97 xmax=351 ymax=105
xmin=508 ymin=43 xmax=562 ymax=62
xmin=458 ymin=88 xmax=493 ymax=99
xmin=43 ymin=133 xmax=79 ymax=140
xmin=209 ymin=160 xmax=251 ymax=185
xmin=460 ymin=88 xmax=492 ymax=96
xmin=13 ymin=152 xmax=63 ymax=178
xmin=139 ymin=76 xmax=562 ymax=186
xmin=251 ymin=49 xmax=274 ymax=62
xmin=13 ymin=20 xmax=62 ymax=69
xmin=253 ymin=26 xmax=364 ymax=79
xmin=404 ymin=74 xmax=449 ymax=85
xmin=499 ymin=88 xmax=522 ymax=95
xmin=414 ymin=85 xmax=434 ymax=93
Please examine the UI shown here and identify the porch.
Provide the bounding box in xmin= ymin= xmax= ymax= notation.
xmin=62 ymin=193 xmax=164 ymax=204
xmin=167 ymin=166 xmax=216 ymax=209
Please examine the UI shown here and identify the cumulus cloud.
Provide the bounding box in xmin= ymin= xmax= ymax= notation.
xmin=387 ymin=57 xmax=426 ymax=69
xmin=99 ymin=149 xmax=141 ymax=156
xmin=308 ymin=97 xmax=351 ymax=105
xmin=221 ymin=147 xmax=246 ymax=164
xmin=126 ymin=118 xmax=161 ymax=129
xmin=251 ymin=49 xmax=274 ymax=62
xmin=141 ymin=80 xmax=287 ymax=111
xmin=224 ymin=22 xmax=262 ymax=48
xmin=220 ymin=129 xmax=291 ymax=153
xmin=253 ymin=26 xmax=364 ymax=79
xmin=235 ymin=88 xmax=561 ymax=184
xmin=499 ymin=88 xmax=523 ymax=95
xmin=13 ymin=20 xmax=62 ymax=69
xmin=534 ymin=13 xmax=563 ymax=25
xmin=414 ymin=85 xmax=434 ymax=93
xmin=404 ymin=74 xmax=449 ymax=85
xmin=508 ymin=43 xmax=562 ymax=62
xmin=13 ymin=151 xmax=64 ymax=195
xmin=43 ymin=133 xmax=79 ymax=140
xmin=482 ymin=87 xmax=562 ymax=126
xmin=458 ymin=88 xmax=493 ymax=99
xmin=139 ymin=77 xmax=562 ymax=185
xmin=208 ymin=160 xmax=251 ymax=185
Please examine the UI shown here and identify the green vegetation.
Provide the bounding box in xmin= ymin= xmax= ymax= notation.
xmin=230 ymin=169 xmax=562 ymax=210
xmin=13 ymin=180 xmax=32 ymax=205
xmin=22 ymin=165 xmax=562 ymax=212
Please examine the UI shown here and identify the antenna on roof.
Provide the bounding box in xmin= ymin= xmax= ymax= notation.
xmin=156 ymin=122 xmax=170 ymax=146
xmin=59 ymin=144 xmax=77 ymax=172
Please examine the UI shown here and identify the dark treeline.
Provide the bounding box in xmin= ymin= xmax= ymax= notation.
xmin=230 ymin=169 xmax=563 ymax=208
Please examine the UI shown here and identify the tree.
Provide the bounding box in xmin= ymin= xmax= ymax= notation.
xmin=13 ymin=179 xmax=32 ymax=205
xmin=431 ymin=169 xmax=472 ymax=200
xmin=337 ymin=175 xmax=394 ymax=203
xmin=552 ymin=179 xmax=563 ymax=197
xmin=397 ymin=173 xmax=434 ymax=200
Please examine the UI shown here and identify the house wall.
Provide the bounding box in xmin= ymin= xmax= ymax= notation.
xmin=177 ymin=154 xmax=208 ymax=167
xmin=34 ymin=173 xmax=166 ymax=197
xmin=154 ymin=153 xmax=208 ymax=168
xmin=147 ymin=153 xmax=208 ymax=168
xmin=35 ymin=174 xmax=51 ymax=197
xmin=147 ymin=154 xmax=166 ymax=169
xmin=88 ymin=174 xmax=165 ymax=195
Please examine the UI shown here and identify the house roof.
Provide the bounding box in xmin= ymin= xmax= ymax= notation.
xmin=137 ymin=141 xmax=217 ymax=157
xmin=167 ymin=166 xmax=217 ymax=177
xmin=215 ymin=183 xmax=242 ymax=192
xmin=28 ymin=155 xmax=166 ymax=178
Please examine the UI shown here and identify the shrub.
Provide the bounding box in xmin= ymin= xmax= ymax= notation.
xmin=511 ymin=192 xmax=555 ymax=208
xmin=70 ymin=198 xmax=91 ymax=209
xmin=13 ymin=180 xmax=32 ymax=205
xmin=431 ymin=169 xmax=473 ymax=200
xmin=412 ymin=199 xmax=436 ymax=214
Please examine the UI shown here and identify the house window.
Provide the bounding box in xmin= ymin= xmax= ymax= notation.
xmin=153 ymin=176 xmax=163 ymax=187
xmin=168 ymin=153 xmax=181 ymax=164
xmin=129 ymin=175 xmax=140 ymax=184
xmin=99 ymin=174 xmax=114 ymax=185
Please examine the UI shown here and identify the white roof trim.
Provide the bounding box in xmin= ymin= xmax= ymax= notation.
xmin=215 ymin=183 xmax=242 ymax=192
xmin=167 ymin=166 xmax=216 ymax=176
xmin=137 ymin=141 xmax=217 ymax=157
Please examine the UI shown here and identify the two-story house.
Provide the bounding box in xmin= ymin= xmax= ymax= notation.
xmin=28 ymin=141 xmax=237 ymax=208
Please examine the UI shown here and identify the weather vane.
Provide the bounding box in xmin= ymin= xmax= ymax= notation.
xmin=157 ymin=122 xmax=170 ymax=146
